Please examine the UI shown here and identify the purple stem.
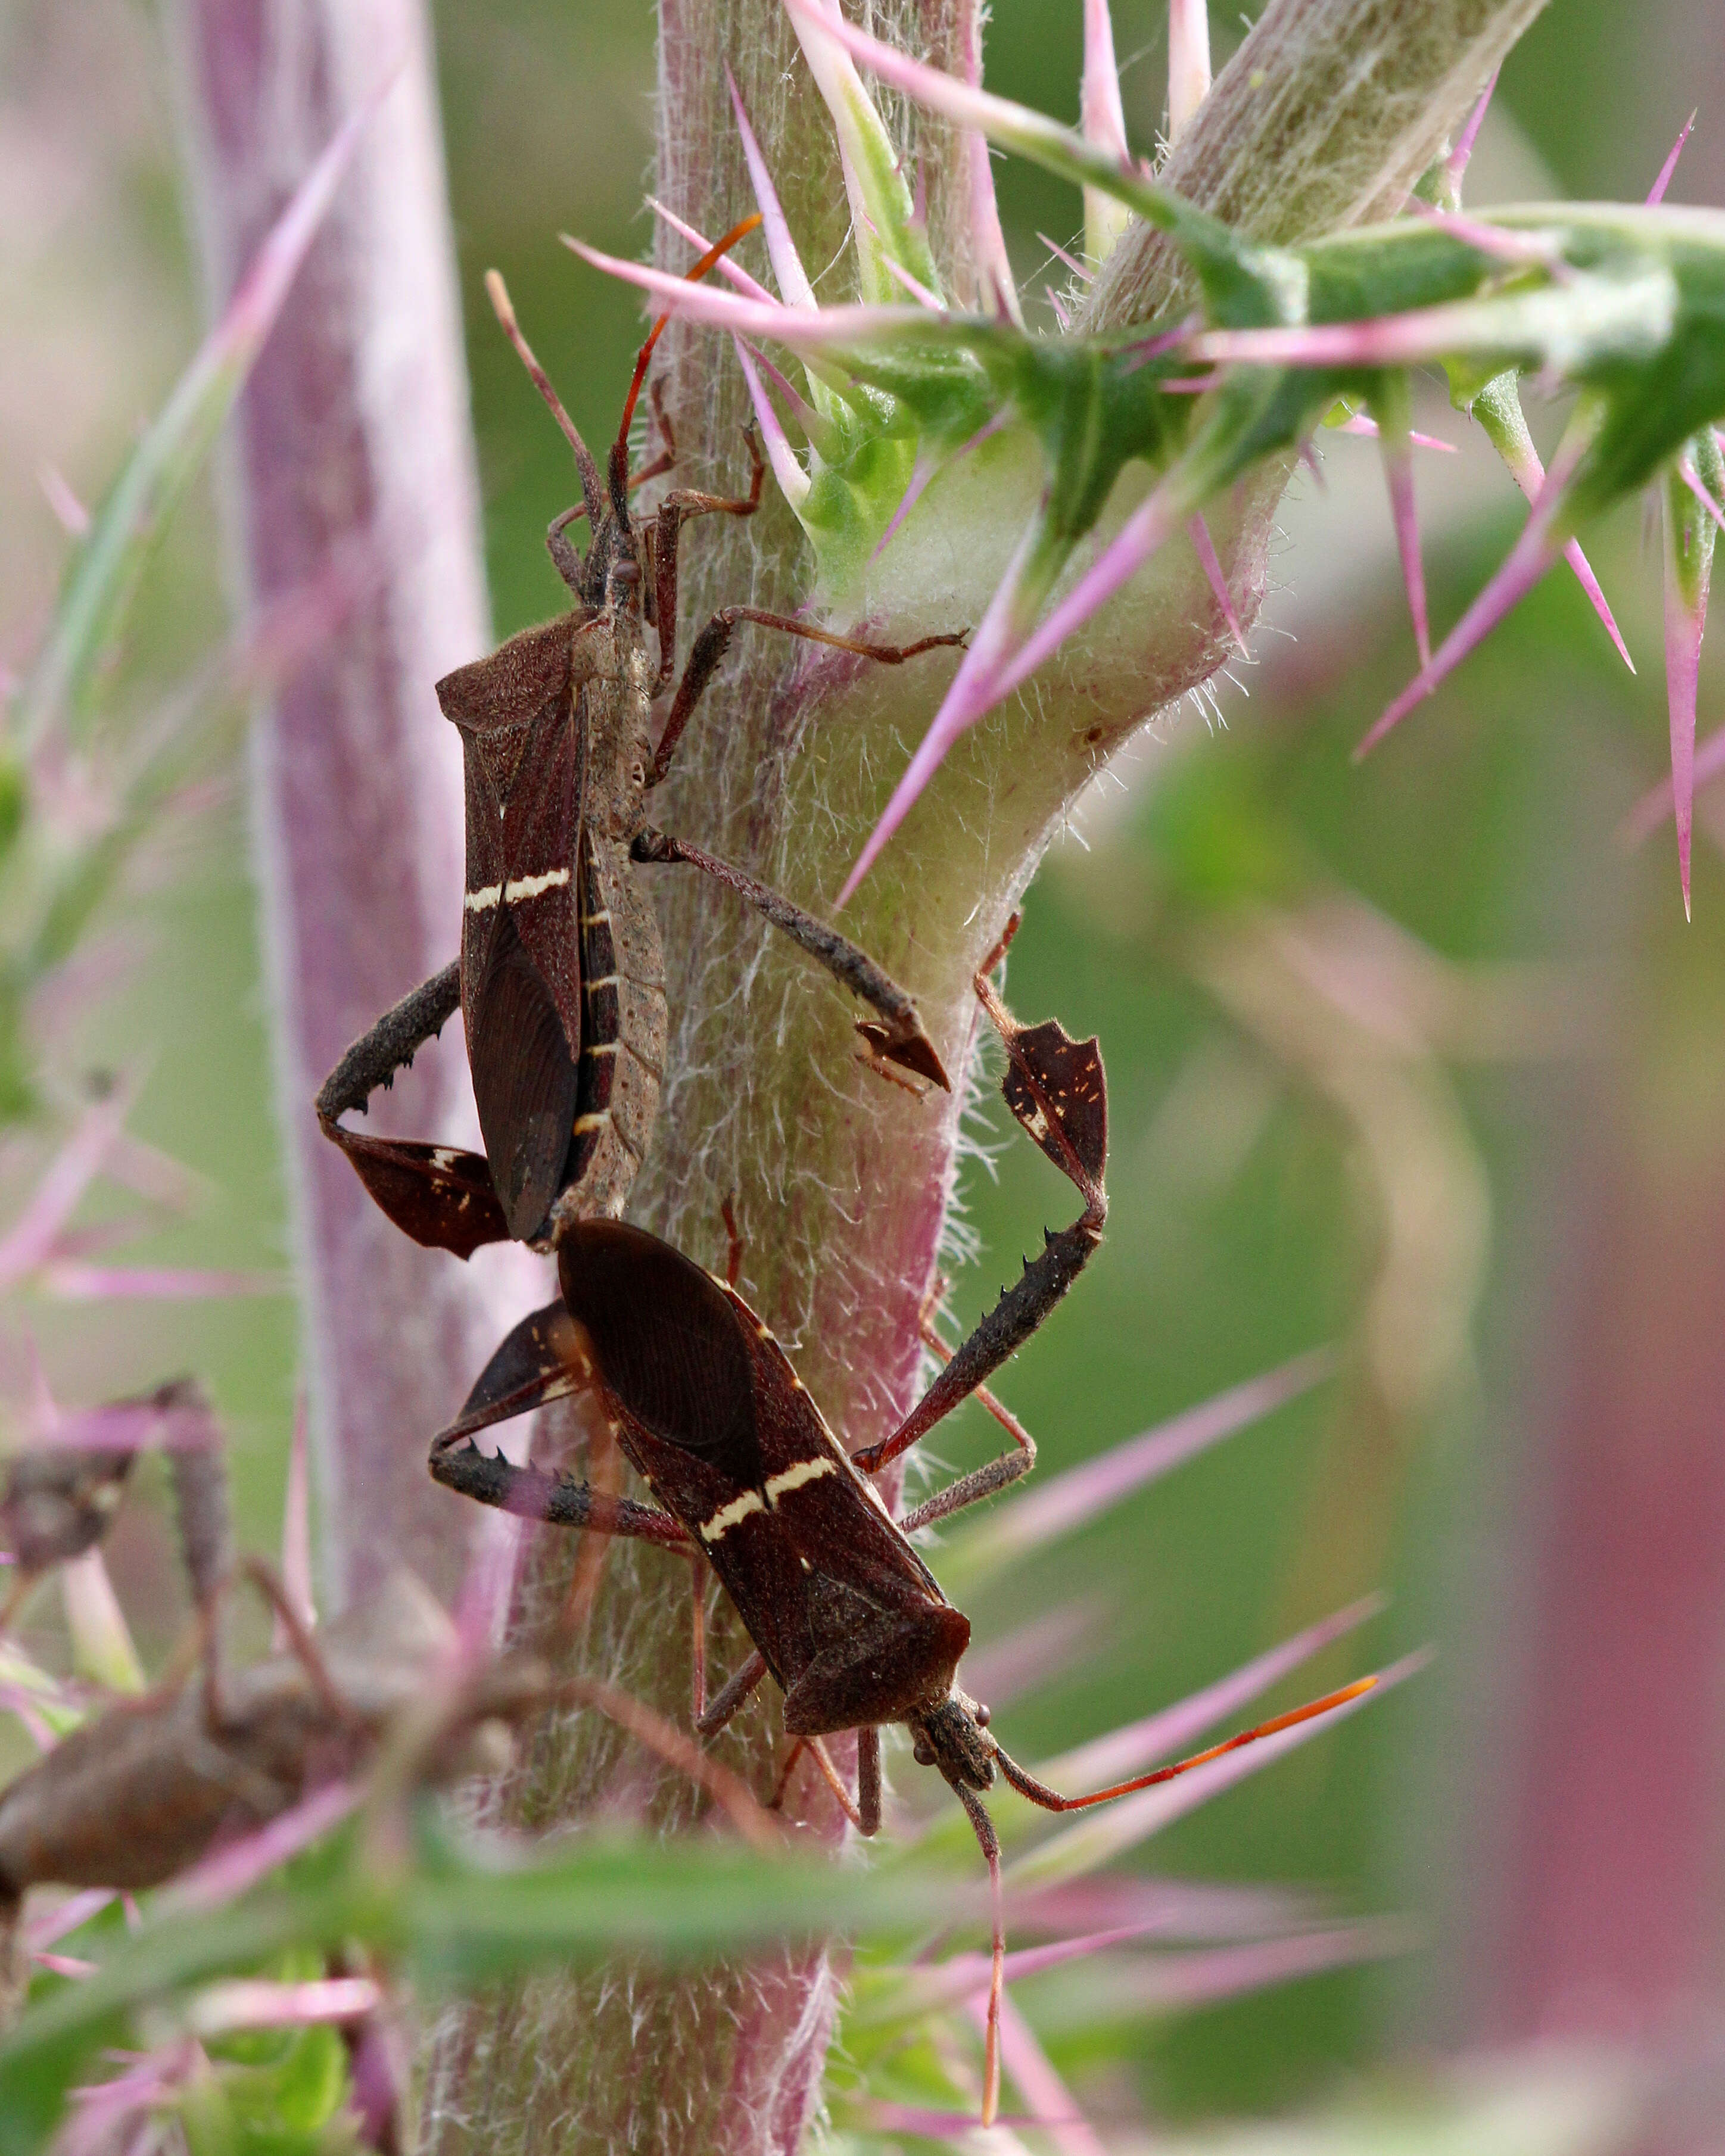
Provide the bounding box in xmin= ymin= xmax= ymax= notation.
xmin=170 ymin=0 xmax=539 ymax=1612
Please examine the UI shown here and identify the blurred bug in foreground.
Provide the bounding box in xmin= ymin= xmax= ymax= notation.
xmin=317 ymin=219 xmax=959 ymax=1255
xmin=429 ymin=916 xmax=1378 ymax=2123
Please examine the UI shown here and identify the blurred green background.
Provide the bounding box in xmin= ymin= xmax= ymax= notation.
xmin=2 ymin=0 xmax=1721 ymax=2132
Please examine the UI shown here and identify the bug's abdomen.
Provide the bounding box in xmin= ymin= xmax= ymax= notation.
xmin=555 ymin=837 xmax=665 ymax=1228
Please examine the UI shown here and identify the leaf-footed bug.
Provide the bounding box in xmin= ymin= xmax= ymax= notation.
xmin=426 ymin=916 xmax=1378 ymax=2121
xmin=317 ymin=222 xmax=961 ymax=1253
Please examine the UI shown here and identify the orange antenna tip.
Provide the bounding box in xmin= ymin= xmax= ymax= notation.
xmin=615 ymin=213 xmax=768 ymax=454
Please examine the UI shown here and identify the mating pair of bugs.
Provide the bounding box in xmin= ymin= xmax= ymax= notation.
xmin=317 ymin=226 xmax=1370 ymax=2118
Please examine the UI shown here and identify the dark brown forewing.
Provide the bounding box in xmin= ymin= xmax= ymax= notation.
xmin=557 ymin=1221 xmax=762 ymax=1485
xmin=322 ymin=1124 xmax=510 ymax=1257
xmin=499 ymin=691 xmax=586 ymax=1058
xmin=1001 ymin=1018 xmax=1107 ymax=1186
xmin=443 ymin=616 xmax=584 ymax=910
xmin=439 ymin=1298 xmax=596 ymax=1443
xmin=435 ymin=616 xmax=582 ymax=734
xmin=466 ymin=905 xmax=580 ymax=1242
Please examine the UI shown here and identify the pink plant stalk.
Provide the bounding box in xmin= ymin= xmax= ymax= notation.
xmin=170 ymin=0 xmax=540 ymax=1616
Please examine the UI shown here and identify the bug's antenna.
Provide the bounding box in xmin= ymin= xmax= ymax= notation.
xmin=611 ymin=211 xmax=765 ymax=498
xmin=992 ymin=1677 xmax=1379 ymax=1814
xmin=485 ymin=269 xmax=606 ymax=528
xmin=952 ymin=1781 xmax=1005 ymax=2127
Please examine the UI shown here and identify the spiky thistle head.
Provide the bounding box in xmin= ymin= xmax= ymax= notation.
xmin=573 ymin=1 xmax=1724 ymax=915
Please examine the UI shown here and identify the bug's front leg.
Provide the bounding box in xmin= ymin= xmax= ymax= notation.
xmin=647 ymin=426 xmax=766 ymax=684
xmin=647 ymin=596 xmax=964 ymax=785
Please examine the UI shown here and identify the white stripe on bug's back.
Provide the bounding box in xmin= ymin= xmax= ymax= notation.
xmin=465 ymin=882 xmax=503 ymax=912
xmin=505 ymin=868 xmax=571 ymax=902
xmin=764 ymin=1457 xmax=837 ymax=1506
xmin=699 ymin=1489 xmax=766 ymax=1542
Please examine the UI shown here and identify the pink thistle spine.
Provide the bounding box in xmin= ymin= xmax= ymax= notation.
xmin=1166 ymin=0 xmax=1213 ymax=147
xmin=1188 ymin=512 xmax=1250 ymax=656
xmin=1662 ymin=465 xmax=1716 ymax=919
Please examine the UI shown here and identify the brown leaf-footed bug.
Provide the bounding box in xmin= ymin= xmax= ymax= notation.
xmin=425 ymin=917 xmax=1377 ymax=2121
xmin=317 ymin=219 xmax=961 ymax=1253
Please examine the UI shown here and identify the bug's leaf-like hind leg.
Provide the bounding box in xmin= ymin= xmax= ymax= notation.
xmin=315 ymin=962 xmax=512 ymax=1257
xmin=429 ymin=1438 xmax=691 ymax=1548
xmin=852 ymin=923 xmax=1109 ymax=1481
xmin=894 ymin=1291 xmax=1038 ymax=1534
xmin=631 ymin=828 xmax=949 ymax=1088
xmin=316 ymin=961 xmax=462 ymax=1124
xmin=429 ymin=1297 xmax=692 ymax=1549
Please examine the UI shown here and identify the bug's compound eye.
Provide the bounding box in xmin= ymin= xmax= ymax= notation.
xmin=974 ymin=1703 xmax=991 ymax=1728
xmin=912 ymin=1739 xmax=936 ymax=1767
xmin=612 ymin=559 xmax=641 ymax=588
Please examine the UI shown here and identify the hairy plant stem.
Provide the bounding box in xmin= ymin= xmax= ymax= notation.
xmin=423 ymin=2 xmax=1540 ymax=2150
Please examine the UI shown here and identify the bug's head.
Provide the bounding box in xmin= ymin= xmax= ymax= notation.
xmin=582 ymin=501 xmax=644 ymax=618
xmin=908 ymin=1687 xmax=997 ymax=1794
